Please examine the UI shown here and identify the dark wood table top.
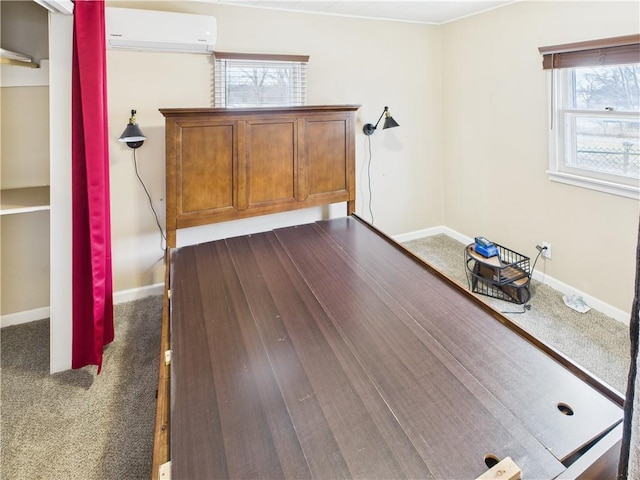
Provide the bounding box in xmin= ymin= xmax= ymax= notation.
xmin=169 ymin=217 xmax=622 ymax=479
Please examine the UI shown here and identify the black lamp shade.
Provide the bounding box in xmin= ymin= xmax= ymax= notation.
xmin=119 ymin=109 xmax=146 ymax=149
xmin=119 ymin=123 xmax=146 ymax=142
xmin=383 ymin=115 xmax=399 ymax=130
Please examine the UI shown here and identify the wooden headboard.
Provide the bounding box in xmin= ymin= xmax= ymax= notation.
xmin=160 ymin=104 xmax=360 ymax=248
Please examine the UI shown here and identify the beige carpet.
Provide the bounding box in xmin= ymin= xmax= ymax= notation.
xmin=0 ymin=234 xmax=631 ymax=479
xmin=1 ymin=295 xmax=162 ymax=480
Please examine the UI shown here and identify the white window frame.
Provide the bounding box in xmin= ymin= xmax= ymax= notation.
xmin=540 ymin=35 xmax=640 ymax=199
xmin=547 ymin=67 xmax=640 ymax=199
xmin=214 ymin=52 xmax=308 ymax=108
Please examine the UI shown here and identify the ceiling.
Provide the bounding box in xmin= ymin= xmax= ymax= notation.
xmin=215 ymin=0 xmax=517 ymax=24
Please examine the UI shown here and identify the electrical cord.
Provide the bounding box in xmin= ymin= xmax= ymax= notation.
xmin=501 ymin=303 xmax=532 ymax=315
xmin=365 ymin=134 xmax=374 ymax=225
xmin=500 ymin=245 xmax=546 ymax=314
xmin=132 ymin=148 xmax=166 ymax=252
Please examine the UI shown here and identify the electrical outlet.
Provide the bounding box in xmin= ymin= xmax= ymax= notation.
xmin=542 ymin=242 xmax=552 ymax=260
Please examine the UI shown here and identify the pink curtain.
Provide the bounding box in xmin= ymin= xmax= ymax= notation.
xmin=71 ymin=0 xmax=114 ymax=372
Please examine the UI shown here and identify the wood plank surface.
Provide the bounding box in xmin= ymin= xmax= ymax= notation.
xmin=313 ymin=217 xmax=623 ymax=461
xmin=225 ymin=232 xmax=433 ymax=479
xmin=170 ymin=246 xmax=230 ymax=479
xmin=169 ymin=217 xmax=622 ymax=479
xmin=272 ymin=224 xmax=564 ymax=479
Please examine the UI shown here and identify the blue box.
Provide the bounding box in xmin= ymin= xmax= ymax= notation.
xmin=475 ymin=242 xmax=499 ymax=258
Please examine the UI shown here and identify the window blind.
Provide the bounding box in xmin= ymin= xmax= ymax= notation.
xmin=539 ymin=34 xmax=640 ymax=70
xmin=214 ymin=52 xmax=309 ymax=107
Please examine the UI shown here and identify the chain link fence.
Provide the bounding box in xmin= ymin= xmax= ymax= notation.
xmin=576 ymin=143 xmax=640 ymax=177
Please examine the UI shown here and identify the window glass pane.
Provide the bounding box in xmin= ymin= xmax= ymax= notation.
xmin=572 ymin=64 xmax=640 ymax=112
xmin=572 ymin=116 xmax=640 ymax=177
xmin=226 ymin=63 xmax=290 ymax=106
xmin=215 ymin=58 xmax=307 ymax=108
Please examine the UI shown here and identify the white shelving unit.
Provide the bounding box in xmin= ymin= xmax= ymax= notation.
xmin=1 ymin=0 xmax=52 ymax=327
xmin=1 ymin=1 xmax=73 ymax=373
xmin=0 ymin=42 xmax=51 ymax=324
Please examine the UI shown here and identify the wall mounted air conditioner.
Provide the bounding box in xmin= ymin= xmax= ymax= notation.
xmin=106 ymin=8 xmax=216 ymax=54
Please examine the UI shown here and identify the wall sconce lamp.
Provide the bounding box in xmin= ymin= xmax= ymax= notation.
xmin=363 ymin=106 xmax=400 ymax=136
xmin=119 ymin=109 xmax=146 ymax=149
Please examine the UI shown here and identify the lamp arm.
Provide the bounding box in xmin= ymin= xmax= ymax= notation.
xmin=373 ymin=106 xmax=389 ymax=130
xmin=363 ymin=106 xmax=391 ymax=135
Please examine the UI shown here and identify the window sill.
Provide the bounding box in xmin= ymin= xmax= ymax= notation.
xmin=547 ymin=170 xmax=639 ymax=200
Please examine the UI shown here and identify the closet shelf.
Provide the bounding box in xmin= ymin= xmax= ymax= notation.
xmin=0 ymin=48 xmax=38 ymax=68
xmin=1 ymin=186 xmax=50 ymax=215
xmin=0 ymin=57 xmax=39 ymax=68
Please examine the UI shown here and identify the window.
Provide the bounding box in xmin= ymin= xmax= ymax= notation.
xmin=540 ymin=35 xmax=640 ymax=198
xmin=214 ymin=52 xmax=308 ymax=108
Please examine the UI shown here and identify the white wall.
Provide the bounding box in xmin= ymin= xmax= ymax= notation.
xmin=106 ymin=1 xmax=443 ymax=292
xmin=441 ymin=1 xmax=640 ymax=314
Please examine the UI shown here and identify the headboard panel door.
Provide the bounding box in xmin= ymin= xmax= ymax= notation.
xmin=161 ymin=105 xmax=359 ymax=248
xmin=300 ymin=114 xmax=354 ymax=203
xmin=243 ymin=117 xmax=298 ymax=208
xmin=179 ymin=121 xmax=236 ymax=215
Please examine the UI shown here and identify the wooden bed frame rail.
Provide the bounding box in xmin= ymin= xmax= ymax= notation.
xmin=151 ymin=250 xmax=171 ymax=479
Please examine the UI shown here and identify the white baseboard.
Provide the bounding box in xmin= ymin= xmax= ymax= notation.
xmin=394 ymin=227 xmax=631 ymax=325
xmin=394 ymin=225 xmax=473 ymax=245
xmin=393 ymin=226 xmax=450 ymax=244
xmin=0 ymin=306 xmax=50 ymax=328
xmin=1 ymin=283 xmax=164 ymax=329
xmin=113 ymin=282 xmax=164 ymax=304
xmin=530 ymin=270 xmax=630 ymax=326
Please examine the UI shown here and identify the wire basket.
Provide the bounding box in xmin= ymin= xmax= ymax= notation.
xmin=465 ymin=243 xmax=531 ymax=304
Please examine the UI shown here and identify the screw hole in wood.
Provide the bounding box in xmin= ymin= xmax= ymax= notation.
xmin=484 ymin=454 xmax=501 ymax=469
xmin=557 ymin=402 xmax=574 ymax=416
